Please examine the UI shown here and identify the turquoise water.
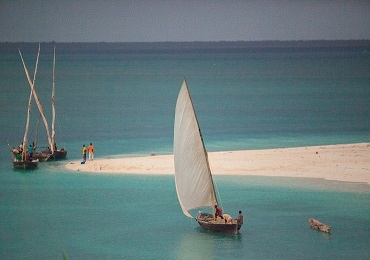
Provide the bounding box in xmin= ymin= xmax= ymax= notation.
xmin=1 ymin=43 xmax=369 ymax=157
xmin=0 ymin=42 xmax=369 ymax=258
xmin=0 ymin=171 xmax=369 ymax=259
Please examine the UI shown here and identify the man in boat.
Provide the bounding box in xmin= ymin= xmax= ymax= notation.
xmin=215 ymin=205 xmax=224 ymax=219
xmin=237 ymin=211 xmax=244 ymax=226
xmin=32 ymin=142 xmax=37 ymax=153
xmin=11 ymin=147 xmax=19 ymax=162
xmin=28 ymin=144 xmax=34 ymax=159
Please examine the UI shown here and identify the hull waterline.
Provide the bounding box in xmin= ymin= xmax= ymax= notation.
xmin=196 ymin=212 xmax=242 ymax=234
xmin=33 ymin=152 xmax=52 ymax=162
xmin=48 ymin=150 xmax=67 ymax=160
xmin=13 ymin=160 xmax=39 ymax=170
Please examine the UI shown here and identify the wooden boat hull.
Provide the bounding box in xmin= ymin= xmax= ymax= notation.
xmin=309 ymin=218 xmax=331 ymax=233
xmin=196 ymin=212 xmax=242 ymax=234
xmin=48 ymin=150 xmax=67 ymax=160
xmin=13 ymin=160 xmax=38 ymax=170
xmin=197 ymin=220 xmax=241 ymax=234
xmin=33 ymin=152 xmax=52 ymax=162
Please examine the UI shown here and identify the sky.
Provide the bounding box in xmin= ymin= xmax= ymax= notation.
xmin=0 ymin=0 xmax=369 ymax=42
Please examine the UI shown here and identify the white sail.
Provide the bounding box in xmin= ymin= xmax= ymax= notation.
xmin=173 ymin=79 xmax=217 ymax=218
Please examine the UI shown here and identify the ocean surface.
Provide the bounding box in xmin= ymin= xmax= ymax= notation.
xmin=0 ymin=41 xmax=369 ymax=259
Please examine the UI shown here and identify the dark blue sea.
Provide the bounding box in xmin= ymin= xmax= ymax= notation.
xmin=0 ymin=41 xmax=369 ymax=259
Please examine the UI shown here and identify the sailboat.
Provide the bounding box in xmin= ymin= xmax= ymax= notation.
xmin=12 ymin=46 xmax=41 ymax=169
xmin=18 ymin=45 xmax=55 ymax=164
xmin=27 ymin=46 xmax=67 ymax=161
xmin=173 ymin=79 xmax=242 ymax=234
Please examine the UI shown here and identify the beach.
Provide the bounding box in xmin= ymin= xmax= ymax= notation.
xmin=65 ymin=143 xmax=370 ymax=184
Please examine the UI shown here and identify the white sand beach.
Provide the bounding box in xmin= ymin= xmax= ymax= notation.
xmin=65 ymin=143 xmax=370 ymax=184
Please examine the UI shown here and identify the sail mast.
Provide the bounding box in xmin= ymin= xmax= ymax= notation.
xmin=51 ymin=46 xmax=56 ymax=149
xmin=22 ymin=44 xmax=40 ymax=159
xmin=19 ymin=45 xmax=54 ymax=153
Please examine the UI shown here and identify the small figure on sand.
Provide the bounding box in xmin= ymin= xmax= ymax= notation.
xmin=88 ymin=143 xmax=94 ymax=161
xmin=82 ymin=144 xmax=86 ymax=162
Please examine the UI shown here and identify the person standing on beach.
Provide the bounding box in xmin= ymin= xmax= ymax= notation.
xmin=82 ymin=144 xmax=87 ymax=162
xmin=88 ymin=143 xmax=94 ymax=161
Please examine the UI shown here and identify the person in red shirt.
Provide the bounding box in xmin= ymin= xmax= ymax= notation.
xmin=214 ymin=205 xmax=224 ymax=219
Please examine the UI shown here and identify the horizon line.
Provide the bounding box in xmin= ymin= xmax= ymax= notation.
xmin=1 ymin=39 xmax=370 ymax=44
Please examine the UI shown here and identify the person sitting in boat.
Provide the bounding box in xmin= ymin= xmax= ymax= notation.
xmin=43 ymin=147 xmax=50 ymax=154
xmin=214 ymin=205 xmax=224 ymax=219
xmin=16 ymin=152 xmax=22 ymax=162
xmin=12 ymin=147 xmax=19 ymax=154
xmin=12 ymin=147 xmax=18 ymax=162
xmin=223 ymin=214 xmax=232 ymax=224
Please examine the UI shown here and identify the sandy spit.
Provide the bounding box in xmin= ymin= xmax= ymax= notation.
xmin=65 ymin=143 xmax=370 ymax=184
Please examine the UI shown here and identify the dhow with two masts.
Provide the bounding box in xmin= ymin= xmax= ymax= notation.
xmin=12 ymin=45 xmax=67 ymax=169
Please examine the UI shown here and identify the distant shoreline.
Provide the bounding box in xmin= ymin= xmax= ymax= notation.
xmin=65 ymin=143 xmax=370 ymax=184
